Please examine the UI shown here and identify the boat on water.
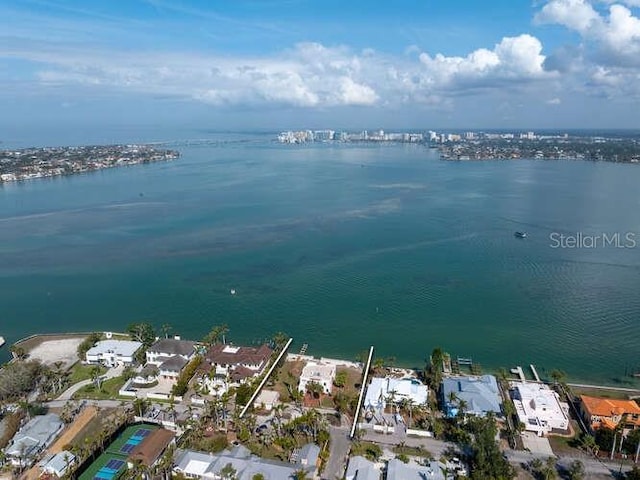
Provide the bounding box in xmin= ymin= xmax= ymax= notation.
xmin=0 ymin=336 xmax=5 ymax=348
xmin=514 ymin=231 xmax=528 ymax=239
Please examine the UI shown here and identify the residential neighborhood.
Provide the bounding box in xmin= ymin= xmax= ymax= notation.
xmin=2 ymin=329 xmax=640 ymax=480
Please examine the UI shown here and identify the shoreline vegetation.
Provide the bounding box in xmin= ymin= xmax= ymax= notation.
xmin=5 ymin=331 xmax=640 ymax=396
xmin=0 ymin=144 xmax=179 ymax=183
xmin=3 ymin=328 xmax=640 ymax=479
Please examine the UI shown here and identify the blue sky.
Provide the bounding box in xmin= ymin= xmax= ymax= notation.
xmin=2 ymin=0 xmax=640 ymax=135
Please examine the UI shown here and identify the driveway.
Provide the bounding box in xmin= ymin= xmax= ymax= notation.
xmin=323 ymin=426 xmax=351 ymax=480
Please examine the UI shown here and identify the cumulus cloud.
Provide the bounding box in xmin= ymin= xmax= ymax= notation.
xmin=536 ymin=0 xmax=640 ymax=67
xmin=418 ymin=35 xmax=548 ymax=89
xmin=1 ymin=33 xmax=553 ymax=109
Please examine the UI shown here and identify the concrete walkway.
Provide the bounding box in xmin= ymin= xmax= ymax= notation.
xmin=56 ymin=365 xmax=124 ymax=401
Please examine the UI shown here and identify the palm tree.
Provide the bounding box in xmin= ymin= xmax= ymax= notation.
xmin=220 ymin=462 xmax=237 ymax=479
xmin=294 ymin=469 xmax=309 ymax=480
xmin=161 ymin=323 xmax=172 ymax=339
xmin=427 ymin=347 xmax=445 ymax=389
xmin=203 ymin=324 xmax=229 ymax=346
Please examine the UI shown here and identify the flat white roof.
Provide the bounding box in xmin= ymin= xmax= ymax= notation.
xmin=301 ymin=361 xmax=336 ymax=380
xmin=185 ymin=459 xmax=211 ymax=475
xmin=510 ymin=381 xmax=568 ymax=432
xmin=365 ymin=377 xmax=428 ymax=409
xmin=86 ymin=339 xmax=142 ymax=357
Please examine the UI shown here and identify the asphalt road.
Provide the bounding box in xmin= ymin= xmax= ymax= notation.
xmin=323 ymin=426 xmax=351 ymax=480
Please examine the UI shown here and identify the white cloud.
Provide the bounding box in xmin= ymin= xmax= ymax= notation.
xmin=418 ymin=35 xmax=548 ymax=89
xmin=546 ymin=97 xmax=562 ymax=104
xmin=0 ymin=36 xmax=553 ymax=109
xmin=536 ymin=0 xmax=640 ymax=67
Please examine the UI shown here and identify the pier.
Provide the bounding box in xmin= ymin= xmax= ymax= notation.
xmin=530 ymin=364 xmax=541 ymax=382
xmin=351 ymin=346 xmax=374 ymax=439
xmin=511 ymin=366 xmax=526 ymax=382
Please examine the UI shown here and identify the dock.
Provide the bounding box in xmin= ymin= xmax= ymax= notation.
xmin=530 ymin=364 xmax=541 ymax=382
xmin=510 ymin=366 xmax=526 ymax=382
xmin=299 ymin=343 xmax=308 ymax=355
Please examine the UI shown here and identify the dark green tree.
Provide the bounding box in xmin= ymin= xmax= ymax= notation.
xmin=126 ymin=322 xmax=156 ymax=346
xmin=203 ymin=324 xmax=229 ymax=346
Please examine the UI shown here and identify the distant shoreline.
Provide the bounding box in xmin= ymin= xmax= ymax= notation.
xmin=0 ymin=144 xmax=180 ymax=184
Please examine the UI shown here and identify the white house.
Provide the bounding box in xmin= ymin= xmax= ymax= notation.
xmin=364 ymin=377 xmax=429 ymax=411
xmin=253 ymin=390 xmax=280 ymax=411
xmin=146 ymin=338 xmax=196 ymax=366
xmin=510 ymin=381 xmax=570 ymax=436
xmin=299 ymin=361 xmax=336 ymax=395
xmin=85 ymin=340 xmax=142 ymax=367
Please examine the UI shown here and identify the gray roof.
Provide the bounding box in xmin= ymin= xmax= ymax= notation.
xmin=345 ymin=456 xmax=380 ymax=480
xmin=149 ymin=338 xmax=196 ymax=357
xmin=40 ymin=450 xmax=75 ymax=475
xmin=296 ymin=443 xmax=320 ymax=470
xmin=386 ymin=459 xmax=446 ymax=480
xmin=173 ymin=446 xmax=298 ymax=479
xmin=442 ymin=375 xmax=502 ymax=416
xmin=159 ymin=355 xmax=189 ymax=372
xmin=86 ymin=340 xmax=142 ymax=358
xmin=5 ymin=414 xmax=63 ymax=460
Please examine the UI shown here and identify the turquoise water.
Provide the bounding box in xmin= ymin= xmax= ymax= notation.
xmin=1 ymin=136 xmax=640 ymax=384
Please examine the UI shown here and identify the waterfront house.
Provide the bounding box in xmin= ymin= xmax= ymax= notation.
xmin=510 ymin=381 xmax=569 ymax=436
xmin=4 ymin=414 xmax=63 ymax=467
xmin=442 ymin=375 xmax=502 ymax=418
xmin=204 ymin=344 xmax=272 ymax=385
xmin=173 ymin=444 xmax=313 ymax=479
xmin=579 ymin=395 xmax=640 ymax=436
xmin=364 ymin=377 xmax=429 ymax=411
xmin=85 ymin=340 xmax=142 ymax=367
xmin=298 ymin=361 xmax=336 ymax=395
xmin=146 ymin=337 xmax=197 ymax=380
xmin=345 ymin=455 xmax=381 ymax=480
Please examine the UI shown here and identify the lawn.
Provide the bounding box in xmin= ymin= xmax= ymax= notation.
xmin=73 ymin=376 xmax=127 ymax=400
xmin=392 ymin=444 xmax=433 ymax=459
xmin=69 ymin=363 xmax=107 ymax=384
xmin=271 ymin=360 xmax=305 ymax=402
xmin=570 ymin=386 xmax=634 ymax=400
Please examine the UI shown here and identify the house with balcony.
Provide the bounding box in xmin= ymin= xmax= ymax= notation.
xmin=580 ymin=395 xmax=640 ymax=436
xmin=146 ymin=338 xmax=197 ymax=380
xmin=85 ymin=340 xmax=142 ymax=367
xmin=298 ymin=361 xmax=336 ymax=395
xmin=510 ymin=381 xmax=569 ymax=436
xmin=204 ymin=344 xmax=272 ymax=385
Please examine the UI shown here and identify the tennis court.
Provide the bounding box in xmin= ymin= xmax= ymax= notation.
xmin=106 ymin=424 xmax=157 ymax=456
xmin=78 ymin=424 xmax=158 ymax=480
xmin=78 ymin=453 xmax=127 ymax=480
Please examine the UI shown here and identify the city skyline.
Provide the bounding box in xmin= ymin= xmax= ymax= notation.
xmin=2 ymin=0 xmax=640 ymax=135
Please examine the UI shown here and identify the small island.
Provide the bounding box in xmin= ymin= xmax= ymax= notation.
xmin=0 ymin=144 xmax=180 ymax=183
